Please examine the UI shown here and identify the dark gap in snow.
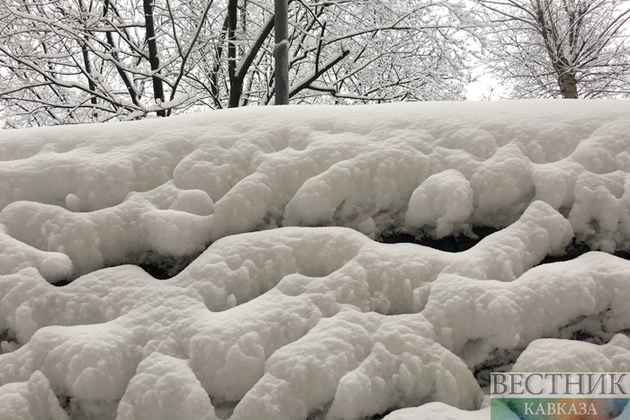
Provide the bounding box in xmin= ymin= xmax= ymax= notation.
xmin=52 ymin=278 xmax=73 ymax=287
xmin=363 ymin=405 xmax=412 ymax=420
xmin=379 ymin=227 xmax=630 ymax=264
xmin=378 ymin=226 xmax=499 ymax=252
xmin=0 ymin=329 xmax=18 ymax=354
xmin=555 ymin=309 xmax=626 ymax=345
xmin=59 ymin=395 xmax=72 ymax=411
xmin=133 ymin=250 xmax=203 ymax=279
xmin=539 ymin=240 xmax=630 ymax=265
xmin=133 ymin=250 xmax=206 ymax=279
xmin=51 ymin=250 xmax=204 ymax=286
xmin=303 ymin=401 xmax=392 ymax=420
xmin=473 ymin=313 xmax=630 ymax=390
xmin=65 ymin=397 xmax=119 ymax=419
xmin=306 ymin=400 xmax=333 ymax=420
xmin=212 ymin=399 xmax=238 ymax=419
xmin=473 ymin=347 xmax=523 ymax=389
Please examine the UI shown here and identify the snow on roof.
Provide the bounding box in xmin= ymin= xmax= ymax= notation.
xmin=0 ymin=100 xmax=629 ymax=419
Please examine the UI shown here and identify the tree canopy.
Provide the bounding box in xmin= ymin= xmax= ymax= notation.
xmin=475 ymin=0 xmax=630 ymax=99
xmin=2 ymin=0 xmax=630 ymax=127
xmin=0 ymin=0 xmax=476 ymax=127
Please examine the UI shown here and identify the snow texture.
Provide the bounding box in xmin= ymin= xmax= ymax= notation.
xmin=0 ymin=100 xmax=629 ymax=419
xmin=1 ymin=100 xmax=629 ymax=278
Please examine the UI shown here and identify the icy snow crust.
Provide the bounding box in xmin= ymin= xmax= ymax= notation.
xmin=0 ymin=100 xmax=630 ymax=419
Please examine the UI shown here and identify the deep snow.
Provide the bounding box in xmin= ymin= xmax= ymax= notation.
xmin=0 ymin=100 xmax=629 ymax=419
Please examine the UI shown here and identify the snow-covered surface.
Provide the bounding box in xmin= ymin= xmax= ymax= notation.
xmin=0 ymin=100 xmax=629 ymax=419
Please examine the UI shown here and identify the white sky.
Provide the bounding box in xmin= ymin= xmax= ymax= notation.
xmin=466 ymin=68 xmax=506 ymax=101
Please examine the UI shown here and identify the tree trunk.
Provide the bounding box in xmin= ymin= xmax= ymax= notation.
xmin=228 ymin=0 xmax=238 ymax=90
xmin=559 ymin=73 xmax=578 ymax=99
xmin=143 ymin=0 xmax=166 ymax=116
xmin=274 ymin=0 xmax=289 ymax=105
xmin=80 ymin=42 xmax=98 ymax=107
xmin=76 ymin=0 xmax=97 ymax=109
xmin=104 ymin=0 xmax=140 ymax=107
xmin=228 ymin=14 xmax=275 ymax=107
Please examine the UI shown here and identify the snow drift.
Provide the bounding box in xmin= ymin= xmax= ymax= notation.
xmin=0 ymin=100 xmax=629 ymax=419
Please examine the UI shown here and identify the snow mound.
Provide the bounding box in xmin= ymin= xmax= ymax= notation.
xmin=117 ymin=352 xmax=218 ymax=420
xmin=382 ymin=398 xmax=492 ymax=420
xmin=1 ymin=101 xmax=630 ymax=419
xmin=0 ymin=181 xmax=212 ymax=276
xmin=513 ymin=333 xmax=630 ymax=372
xmin=405 ymin=169 xmax=474 ymax=237
xmin=1 ymin=101 xmax=630 ymax=276
xmin=229 ymin=309 xmax=482 ymax=420
xmin=0 ymin=225 xmax=73 ymax=282
xmin=0 ymin=201 xmax=629 ymax=419
xmin=424 ymin=249 xmax=630 ymax=368
xmin=0 ymin=371 xmax=69 ymax=420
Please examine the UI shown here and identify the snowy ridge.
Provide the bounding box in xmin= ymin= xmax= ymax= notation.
xmin=1 ymin=100 xmax=630 ymax=419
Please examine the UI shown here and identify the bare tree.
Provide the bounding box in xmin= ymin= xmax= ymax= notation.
xmin=475 ymin=0 xmax=630 ymax=99
xmin=0 ymin=0 xmax=477 ymax=127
